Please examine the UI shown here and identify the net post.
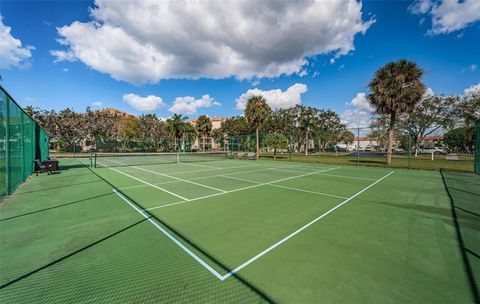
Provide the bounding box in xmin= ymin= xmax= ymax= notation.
xmin=176 ymin=152 xmax=180 ymax=163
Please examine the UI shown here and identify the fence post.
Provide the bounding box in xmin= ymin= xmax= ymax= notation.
xmin=288 ymin=135 xmax=292 ymax=161
xmin=475 ymin=120 xmax=480 ymax=175
xmin=408 ymin=132 xmax=412 ymax=170
xmin=357 ymin=128 xmax=360 ymax=166
xmin=318 ymin=137 xmax=321 ymax=159
xmin=73 ymin=138 xmax=76 ymax=158
xmin=5 ymin=95 xmax=10 ymax=195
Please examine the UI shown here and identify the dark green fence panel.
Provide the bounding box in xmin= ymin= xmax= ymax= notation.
xmin=475 ymin=120 xmax=479 ymax=175
xmin=0 ymin=90 xmax=6 ymax=199
xmin=0 ymin=85 xmax=50 ymax=201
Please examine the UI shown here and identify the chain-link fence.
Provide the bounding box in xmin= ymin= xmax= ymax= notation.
xmin=475 ymin=120 xmax=480 ymax=175
xmin=216 ymin=125 xmax=476 ymax=172
xmin=0 ymin=85 xmax=50 ymax=201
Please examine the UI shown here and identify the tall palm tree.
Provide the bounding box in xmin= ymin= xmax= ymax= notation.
xmin=166 ymin=114 xmax=187 ymax=151
xmin=368 ymin=59 xmax=426 ymax=165
xmin=195 ymin=115 xmax=212 ymax=151
xmin=245 ymin=95 xmax=271 ymax=159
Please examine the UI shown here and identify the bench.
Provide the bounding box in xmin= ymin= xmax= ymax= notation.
xmin=33 ymin=159 xmax=59 ymax=175
xmin=243 ymin=152 xmax=256 ymax=160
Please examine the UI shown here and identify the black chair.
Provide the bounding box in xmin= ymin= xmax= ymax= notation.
xmin=33 ymin=159 xmax=53 ymax=175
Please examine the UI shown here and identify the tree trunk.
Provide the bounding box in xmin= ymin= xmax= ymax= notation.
xmin=305 ymin=128 xmax=308 ymax=156
xmin=202 ymin=133 xmax=206 ymax=151
xmin=386 ymin=113 xmax=395 ymax=166
xmin=274 ymin=148 xmax=277 ymax=160
xmin=255 ymin=127 xmax=259 ymax=160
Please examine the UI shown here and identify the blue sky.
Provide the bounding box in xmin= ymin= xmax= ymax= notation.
xmin=0 ymin=0 xmax=479 ymax=126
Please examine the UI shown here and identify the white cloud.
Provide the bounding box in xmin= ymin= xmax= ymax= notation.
xmin=236 ymin=83 xmax=308 ymax=110
xmin=462 ymin=64 xmax=477 ymax=72
xmin=464 ymin=83 xmax=480 ymax=95
xmin=50 ymin=50 xmax=77 ymax=63
xmin=169 ymin=95 xmax=220 ymax=115
xmin=340 ymin=92 xmax=373 ymax=127
xmin=409 ymin=0 xmax=480 ymax=34
xmin=123 ymin=93 xmax=164 ymax=112
xmin=62 ymin=68 xmax=69 ymax=72
xmin=91 ymin=102 xmax=103 ymax=107
xmin=0 ymin=16 xmax=34 ymax=69
xmin=340 ymin=108 xmax=371 ymax=128
xmin=424 ymin=87 xmax=435 ymax=97
xmin=349 ymin=92 xmax=373 ymax=111
xmin=50 ymin=0 xmax=373 ymax=84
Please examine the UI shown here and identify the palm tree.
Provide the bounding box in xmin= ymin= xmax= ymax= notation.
xmin=166 ymin=114 xmax=187 ymax=151
xmin=245 ymin=95 xmax=271 ymax=159
xmin=368 ymin=59 xmax=426 ymax=165
xmin=195 ymin=115 xmax=212 ymax=151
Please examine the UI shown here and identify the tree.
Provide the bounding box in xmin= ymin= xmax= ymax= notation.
xmin=368 ymin=59 xmax=426 ymax=165
xmin=138 ymin=114 xmax=166 ymax=151
xmin=298 ymin=106 xmax=318 ymax=156
xmin=118 ymin=115 xmax=140 ymax=149
xmin=244 ymin=95 xmax=271 ymax=159
xmin=166 ymin=114 xmax=187 ymax=151
xmin=443 ymin=127 xmax=474 ymax=153
xmin=313 ymin=109 xmax=347 ymax=150
xmin=264 ymin=132 xmax=288 ymax=159
xmin=340 ymin=130 xmax=355 ymax=145
xmin=456 ymin=90 xmax=480 ymax=123
xmin=182 ymin=122 xmax=196 ymax=151
xmin=398 ymin=95 xmax=456 ymax=156
xmin=195 ymin=115 xmax=212 ymax=151
xmin=221 ymin=116 xmax=251 ymax=136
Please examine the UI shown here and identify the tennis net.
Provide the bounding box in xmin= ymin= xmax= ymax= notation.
xmin=93 ymin=151 xmax=229 ymax=168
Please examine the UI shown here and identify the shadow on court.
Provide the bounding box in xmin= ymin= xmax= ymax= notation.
xmin=0 ymin=160 xmax=274 ymax=303
xmin=441 ymin=169 xmax=480 ymax=303
xmin=86 ymin=163 xmax=275 ymax=303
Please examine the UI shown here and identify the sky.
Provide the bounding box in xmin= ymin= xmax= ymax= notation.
xmin=0 ymin=0 xmax=479 ymax=127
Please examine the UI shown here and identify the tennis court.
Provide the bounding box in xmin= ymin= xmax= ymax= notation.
xmin=0 ymin=154 xmax=477 ymax=303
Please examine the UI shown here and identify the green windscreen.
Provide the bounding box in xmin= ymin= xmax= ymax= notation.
xmin=0 ymin=85 xmax=49 ymax=201
xmin=476 ymin=120 xmax=480 ymax=175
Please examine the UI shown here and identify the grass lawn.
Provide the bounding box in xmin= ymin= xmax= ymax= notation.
xmin=261 ymin=152 xmax=474 ymax=172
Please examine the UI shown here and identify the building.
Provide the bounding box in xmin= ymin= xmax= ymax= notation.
xmin=189 ymin=117 xmax=227 ymax=150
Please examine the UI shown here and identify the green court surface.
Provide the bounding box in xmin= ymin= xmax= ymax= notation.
xmin=1 ymin=158 xmax=478 ymax=303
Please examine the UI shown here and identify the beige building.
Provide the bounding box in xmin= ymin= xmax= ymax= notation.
xmin=189 ymin=117 xmax=226 ymax=150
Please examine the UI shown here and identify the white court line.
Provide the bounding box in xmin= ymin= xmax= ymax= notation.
xmin=166 ymin=163 xmax=260 ymax=175
xmin=117 ymin=163 xmax=322 ymax=191
xmin=131 ymin=169 xmax=394 ymax=281
xmin=106 ymin=159 xmax=227 ymax=193
xmin=180 ymin=162 xmax=220 ymax=169
xmin=221 ymin=170 xmax=395 ymax=280
xmin=112 ymin=189 xmax=225 ymax=280
xmin=145 ymin=167 xmax=339 ymax=210
xmin=97 ymin=161 xmax=189 ymax=201
xmin=314 ymin=173 xmax=377 ymax=181
xmin=221 ymin=175 xmax=348 ymax=200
